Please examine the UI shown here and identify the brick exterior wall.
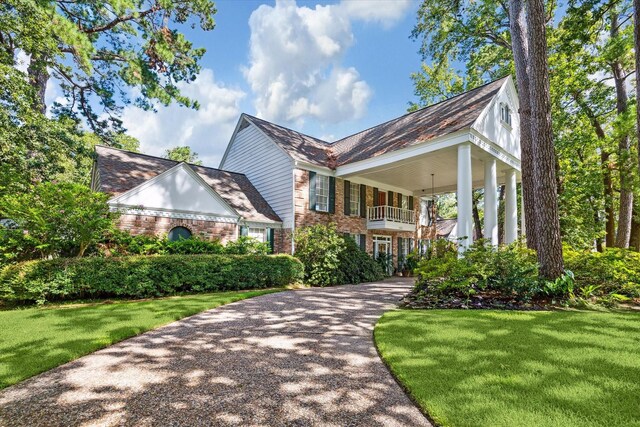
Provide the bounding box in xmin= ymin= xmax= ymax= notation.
xmin=116 ymin=214 xmax=237 ymax=243
xmin=287 ymin=168 xmax=420 ymax=264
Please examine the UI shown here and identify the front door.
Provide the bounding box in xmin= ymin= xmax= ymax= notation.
xmin=377 ymin=190 xmax=387 ymax=207
xmin=373 ymin=235 xmax=393 ymax=275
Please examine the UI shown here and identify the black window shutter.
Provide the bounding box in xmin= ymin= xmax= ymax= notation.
xmin=329 ymin=176 xmax=336 ymax=213
xmin=389 ymin=191 xmax=394 ymax=207
xmin=267 ymin=228 xmax=275 ymax=253
xmin=398 ymin=237 xmax=403 ymax=257
xmin=344 ymin=180 xmax=351 ymax=215
xmin=373 ymin=187 xmax=379 ymax=206
xmin=309 ymin=171 xmax=316 ymax=211
xmin=359 ymin=234 xmax=366 ymax=252
xmin=360 ymin=184 xmax=366 ymax=218
xmin=408 ymin=195 xmax=414 ymax=211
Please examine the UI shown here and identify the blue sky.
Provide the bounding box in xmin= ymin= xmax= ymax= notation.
xmin=120 ymin=0 xmax=424 ymax=166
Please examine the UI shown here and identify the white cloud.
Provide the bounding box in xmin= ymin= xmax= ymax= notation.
xmin=121 ymin=69 xmax=245 ymax=167
xmin=244 ymin=0 xmax=416 ymax=125
xmin=339 ymin=0 xmax=413 ymax=28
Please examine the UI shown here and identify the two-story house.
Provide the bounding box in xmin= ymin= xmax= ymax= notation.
xmin=219 ymin=76 xmax=522 ymax=258
xmin=92 ymin=76 xmax=522 ymax=264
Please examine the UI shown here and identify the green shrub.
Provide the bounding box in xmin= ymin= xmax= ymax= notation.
xmin=410 ymin=240 xmax=640 ymax=308
xmin=0 ymin=254 xmax=304 ymax=304
xmin=294 ymin=224 xmax=344 ymax=286
xmin=223 ymin=236 xmax=270 ymax=255
xmin=411 ymin=241 xmax=540 ymax=308
xmin=337 ymin=237 xmax=384 ymax=284
xmin=564 ymin=248 xmax=640 ymax=298
xmin=0 ymin=182 xmax=115 ymax=258
xmin=100 ymin=230 xmax=268 ymax=256
xmin=294 ymin=224 xmax=383 ymax=286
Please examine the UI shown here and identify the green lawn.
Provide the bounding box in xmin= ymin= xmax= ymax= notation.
xmin=375 ymin=309 xmax=640 ymax=427
xmin=0 ymin=289 xmax=279 ymax=389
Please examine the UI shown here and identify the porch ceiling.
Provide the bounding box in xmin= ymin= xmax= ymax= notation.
xmin=341 ymin=145 xmax=516 ymax=195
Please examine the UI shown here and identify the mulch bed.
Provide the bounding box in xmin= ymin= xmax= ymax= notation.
xmin=400 ymin=287 xmax=553 ymax=310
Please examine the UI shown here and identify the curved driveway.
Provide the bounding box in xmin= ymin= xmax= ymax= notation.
xmin=0 ymin=278 xmax=431 ymax=427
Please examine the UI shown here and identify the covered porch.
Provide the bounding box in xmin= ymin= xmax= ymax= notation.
xmin=335 ymin=131 xmax=522 ymax=250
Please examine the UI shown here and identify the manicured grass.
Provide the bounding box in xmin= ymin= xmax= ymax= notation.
xmin=0 ymin=289 xmax=279 ymax=389
xmin=375 ymin=309 xmax=640 ymax=427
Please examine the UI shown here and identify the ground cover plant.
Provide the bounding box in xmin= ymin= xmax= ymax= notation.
xmin=404 ymin=240 xmax=640 ymax=309
xmin=0 ymin=289 xmax=278 ymax=389
xmin=0 ymin=254 xmax=303 ymax=304
xmin=375 ymin=309 xmax=640 ymax=427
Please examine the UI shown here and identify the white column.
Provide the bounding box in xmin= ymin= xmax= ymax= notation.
xmin=457 ymin=143 xmax=473 ymax=252
xmin=504 ymin=168 xmax=518 ymax=244
xmin=483 ymin=158 xmax=498 ymax=246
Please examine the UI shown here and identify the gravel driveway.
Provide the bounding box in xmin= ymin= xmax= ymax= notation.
xmin=0 ymin=278 xmax=431 ymax=427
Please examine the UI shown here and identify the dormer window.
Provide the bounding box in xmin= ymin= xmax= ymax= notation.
xmin=500 ymin=103 xmax=512 ymax=127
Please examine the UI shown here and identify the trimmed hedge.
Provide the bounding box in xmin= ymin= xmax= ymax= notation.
xmin=0 ymin=254 xmax=304 ymax=304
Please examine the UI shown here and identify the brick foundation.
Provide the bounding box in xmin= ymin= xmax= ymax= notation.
xmin=116 ymin=214 xmax=237 ymax=243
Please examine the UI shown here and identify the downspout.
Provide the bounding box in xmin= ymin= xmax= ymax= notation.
xmin=291 ymin=167 xmax=296 ymax=254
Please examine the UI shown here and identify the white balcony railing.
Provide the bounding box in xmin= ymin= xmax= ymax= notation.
xmin=367 ymin=205 xmax=415 ymax=224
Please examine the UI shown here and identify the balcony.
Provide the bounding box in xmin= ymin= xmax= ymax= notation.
xmin=367 ymin=205 xmax=416 ymax=232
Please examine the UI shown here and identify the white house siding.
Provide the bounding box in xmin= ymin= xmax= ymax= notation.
xmin=472 ymin=80 xmax=521 ymax=161
xmin=221 ymin=124 xmax=295 ymax=228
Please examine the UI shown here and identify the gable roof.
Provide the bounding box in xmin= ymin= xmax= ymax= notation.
xmin=243 ymin=114 xmax=333 ymax=165
xmin=233 ymin=77 xmax=508 ymax=168
xmin=331 ymin=77 xmax=508 ymax=165
xmin=94 ymin=146 xmax=281 ymax=223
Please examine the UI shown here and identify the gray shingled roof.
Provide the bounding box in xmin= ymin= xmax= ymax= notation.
xmin=331 ymin=77 xmax=507 ymax=165
xmin=244 ymin=114 xmax=334 ymax=165
xmin=241 ymin=77 xmax=507 ymax=168
xmin=94 ymin=146 xmax=281 ymax=223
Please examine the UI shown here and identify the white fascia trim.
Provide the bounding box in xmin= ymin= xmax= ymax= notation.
xmin=240 ymin=220 xmax=283 ymax=229
xmin=218 ymin=114 xmax=247 ymax=169
xmin=335 ymin=130 xmax=472 ymax=177
xmin=108 ymin=162 xmax=241 ymax=218
xmin=243 ymin=115 xmax=297 ymax=166
xmin=110 ymin=205 xmax=240 ymax=223
xmin=469 ymin=130 xmax=521 ymax=171
xmin=345 ymin=177 xmax=414 ymax=196
xmin=294 ymin=161 xmax=334 ymax=175
xmin=472 ymin=77 xmax=519 ymax=135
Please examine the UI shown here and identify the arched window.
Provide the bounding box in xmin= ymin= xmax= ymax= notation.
xmin=168 ymin=226 xmax=192 ymax=242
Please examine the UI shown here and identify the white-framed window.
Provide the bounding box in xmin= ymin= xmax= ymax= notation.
xmin=316 ymin=174 xmax=330 ymax=212
xmin=350 ymin=182 xmax=360 ymax=216
xmin=500 ymin=103 xmax=512 ymax=126
xmin=348 ymin=233 xmax=365 ymax=248
xmin=400 ymin=194 xmax=409 ymax=210
xmin=248 ymin=227 xmax=266 ymax=242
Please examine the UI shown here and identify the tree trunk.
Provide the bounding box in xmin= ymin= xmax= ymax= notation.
xmin=630 ymin=214 xmax=640 ymax=251
xmin=635 ymin=0 xmax=640 ymax=176
xmin=509 ymin=0 xmax=537 ymax=253
xmin=526 ymin=0 xmax=564 ymax=279
xmin=571 ymin=92 xmax=615 ymax=247
xmin=593 ymin=202 xmax=604 ymax=252
xmin=611 ymin=13 xmax=633 ymax=248
xmin=27 ymin=53 xmax=49 ymax=114
xmin=472 ymin=190 xmax=483 ymax=241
